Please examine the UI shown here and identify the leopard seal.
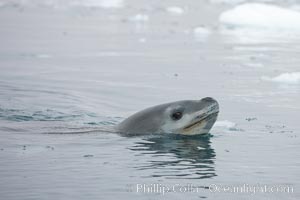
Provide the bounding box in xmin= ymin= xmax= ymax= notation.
xmin=116 ymin=97 xmax=219 ymax=135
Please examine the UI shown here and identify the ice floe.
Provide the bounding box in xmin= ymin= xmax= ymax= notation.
xmin=70 ymin=0 xmax=124 ymax=8
xmin=210 ymin=0 xmax=277 ymax=4
xmin=262 ymin=72 xmax=300 ymax=84
xmin=215 ymin=120 xmax=237 ymax=129
xmin=291 ymin=5 xmax=300 ymax=12
xmin=193 ymin=26 xmax=211 ymax=41
xmin=129 ymin=14 xmax=149 ymax=22
xmin=210 ymin=0 xmax=248 ymax=4
xmin=220 ymin=3 xmax=300 ymax=31
xmin=1 ymin=0 xmax=124 ymax=9
xmin=193 ymin=26 xmax=211 ymax=35
xmin=166 ymin=6 xmax=184 ymax=15
xmin=138 ymin=38 xmax=147 ymax=43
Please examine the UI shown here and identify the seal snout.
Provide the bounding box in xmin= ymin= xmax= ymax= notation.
xmin=201 ymin=97 xmax=219 ymax=110
xmin=202 ymin=97 xmax=217 ymax=103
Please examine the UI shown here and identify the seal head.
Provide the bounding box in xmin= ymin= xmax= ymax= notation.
xmin=117 ymin=97 xmax=219 ymax=135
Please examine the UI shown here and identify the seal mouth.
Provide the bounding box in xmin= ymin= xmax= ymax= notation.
xmin=183 ymin=111 xmax=219 ymax=131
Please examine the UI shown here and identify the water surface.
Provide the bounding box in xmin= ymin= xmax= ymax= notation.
xmin=0 ymin=1 xmax=299 ymax=199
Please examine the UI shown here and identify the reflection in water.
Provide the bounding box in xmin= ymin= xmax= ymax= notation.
xmin=129 ymin=134 xmax=216 ymax=179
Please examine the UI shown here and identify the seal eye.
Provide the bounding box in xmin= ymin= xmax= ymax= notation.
xmin=171 ymin=112 xmax=182 ymax=121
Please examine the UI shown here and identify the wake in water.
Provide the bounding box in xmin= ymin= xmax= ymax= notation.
xmin=0 ymin=107 xmax=121 ymax=134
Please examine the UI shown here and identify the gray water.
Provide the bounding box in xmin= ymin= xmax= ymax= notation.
xmin=0 ymin=1 xmax=300 ymax=199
